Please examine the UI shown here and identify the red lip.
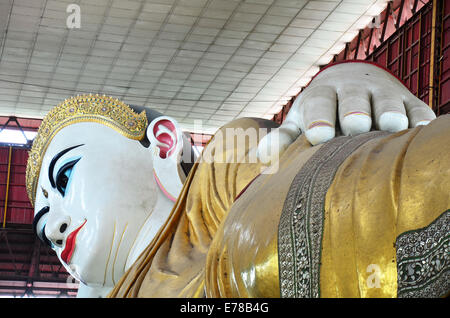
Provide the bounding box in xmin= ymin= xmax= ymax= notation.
xmin=61 ymin=220 xmax=87 ymax=264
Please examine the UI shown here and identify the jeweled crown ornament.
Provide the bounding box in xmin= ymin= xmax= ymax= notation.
xmin=26 ymin=94 xmax=148 ymax=205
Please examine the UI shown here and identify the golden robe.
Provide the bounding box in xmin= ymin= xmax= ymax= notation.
xmin=109 ymin=115 xmax=450 ymax=298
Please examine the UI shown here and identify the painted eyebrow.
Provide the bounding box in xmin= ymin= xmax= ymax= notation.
xmin=48 ymin=144 xmax=84 ymax=188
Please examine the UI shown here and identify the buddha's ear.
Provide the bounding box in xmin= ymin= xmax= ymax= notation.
xmin=147 ymin=116 xmax=184 ymax=162
xmin=146 ymin=116 xmax=184 ymax=202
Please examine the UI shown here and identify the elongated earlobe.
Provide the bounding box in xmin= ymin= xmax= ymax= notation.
xmin=148 ymin=117 xmax=182 ymax=160
xmin=147 ymin=116 xmax=184 ymax=201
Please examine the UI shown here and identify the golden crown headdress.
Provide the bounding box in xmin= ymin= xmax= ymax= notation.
xmin=26 ymin=94 xmax=148 ymax=206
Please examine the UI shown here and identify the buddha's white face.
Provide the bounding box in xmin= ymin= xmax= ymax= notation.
xmin=32 ymin=122 xmax=159 ymax=288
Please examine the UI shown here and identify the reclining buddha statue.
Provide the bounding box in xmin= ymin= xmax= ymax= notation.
xmin=26 ymin=61 xmax=449 ymax=298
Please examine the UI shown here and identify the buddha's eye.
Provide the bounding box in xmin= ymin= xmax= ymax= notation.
xmin=56 ymin=158 xmax=80 ymax=196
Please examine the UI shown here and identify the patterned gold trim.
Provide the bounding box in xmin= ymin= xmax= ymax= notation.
xmin=396 ymin=210 xmax=449 ymax=298
xmin=26 ymin=94 xmax=148 ymax=206
xmin=278 ymin=131 xmax=389 ymax=298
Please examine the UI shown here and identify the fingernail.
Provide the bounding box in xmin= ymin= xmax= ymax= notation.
xmin=341 ymin=113 xmax=372 ymax=136
xmin=378 ymin=112 xmax=408 ymax=132
xmin=305 ymin=126 xmax=335 ymax=145
xmin=414 ymin=120 xmax=432 ymax=126
xmin=307 ymin=120 xmax=334 ymax=130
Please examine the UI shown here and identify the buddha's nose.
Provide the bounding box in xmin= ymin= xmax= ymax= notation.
xmin=45 ymin=214 xmax=71 ymax=247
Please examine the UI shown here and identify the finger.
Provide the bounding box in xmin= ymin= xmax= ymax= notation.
xmin=372 ymin=90 xmax=408 ymax=132
xmin=404 ymin=98 xmax=436 ymax=127
xmin=256 ymin=125 xmax=298 ymax=164
xmin=301 ymin=86 xmax=336 ymax=145
xmin=337 ymin=87 xmax=372 ymax=136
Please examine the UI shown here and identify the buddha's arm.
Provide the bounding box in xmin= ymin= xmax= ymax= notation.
xmin=206 ymin=115 xmax=449 ymax=298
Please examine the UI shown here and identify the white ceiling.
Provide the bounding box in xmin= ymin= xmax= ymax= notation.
xmin=0 ymin=0 xmax=388 ymax=134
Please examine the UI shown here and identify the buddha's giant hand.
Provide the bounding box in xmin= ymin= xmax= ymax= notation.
xmin=257 ymin=61 xmax=436 ymax=163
